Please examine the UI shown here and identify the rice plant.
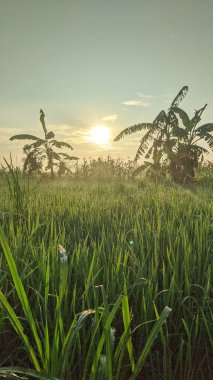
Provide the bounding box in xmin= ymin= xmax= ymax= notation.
xmin=0 ymin=175 xmax=212 ymax=379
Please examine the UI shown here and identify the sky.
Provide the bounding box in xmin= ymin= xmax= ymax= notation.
xmin=0 ymin=0 xmax=213 ymax=167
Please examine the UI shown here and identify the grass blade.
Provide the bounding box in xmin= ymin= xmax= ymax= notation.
xmin=0 ymin=228 xmax=43 ymax=366
xmin=129 ymin=306 xmax=172 ymax=380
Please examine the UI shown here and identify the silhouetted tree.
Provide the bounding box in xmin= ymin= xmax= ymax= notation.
xmin=114 ymin=87 xmax=213 ymax=182
xmin=10 ymin=109 xmax=78 ymax=177
xmin=171 ymin=104 xmax=213 ymax=181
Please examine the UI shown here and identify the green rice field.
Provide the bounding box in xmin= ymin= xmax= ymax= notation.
xmin=0 ymin=174 xmax=213 ymax=379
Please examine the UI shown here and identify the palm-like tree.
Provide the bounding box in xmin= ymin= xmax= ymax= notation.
xmin=171 ymin=104 xmax=213 ymax=181
xmin=114 ymin=87 xmax=188 ymax=170
xmin=10 ymin=109 xmax=78 ymax=178
xmin=114 ymin=87 xmax=213 ymax=182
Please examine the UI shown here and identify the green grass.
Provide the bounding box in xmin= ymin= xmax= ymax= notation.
xmin=0 ymin=174 xmax=212 ymax=379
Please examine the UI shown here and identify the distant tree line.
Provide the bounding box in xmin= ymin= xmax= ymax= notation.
xmin=8 ymin=87 xmax=213 ymax=183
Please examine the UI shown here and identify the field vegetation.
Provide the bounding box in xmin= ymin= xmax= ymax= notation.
xmin=0 ymin=162 xmax=212 ymax=379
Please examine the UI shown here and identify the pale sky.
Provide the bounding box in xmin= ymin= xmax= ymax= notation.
xmin=0 ymin=0 xmax=213 ymax=166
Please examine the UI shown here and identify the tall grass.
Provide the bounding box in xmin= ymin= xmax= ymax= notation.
xmin=0 ymin=174 xmax=212 ymax=379
xmin=2 ymin=157 xmax=30 ymax=214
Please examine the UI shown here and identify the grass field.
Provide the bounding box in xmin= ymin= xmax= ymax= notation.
xmin=0 ymin=174 xmax=212 ymax=379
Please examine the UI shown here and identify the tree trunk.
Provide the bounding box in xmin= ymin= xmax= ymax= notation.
xmin=50 ymin=162 xmax=54 ymax=179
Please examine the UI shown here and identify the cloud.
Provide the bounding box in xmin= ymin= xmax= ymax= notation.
xmin=121 ymin=91 xmax=175 ymax=110
xmin=138 ymin=92 xmax=155 ymax=99
xmin=48 ymin=123 xmax=73 ymax=134
xmin=138 ymin=92 xmax=174 ymax=103
xmin=122 ymin=100 xmax=151 ymax=107
xmin=102 ymin=114 xmax=118 ymax=122
xmin=49 ymin=123 xmax=90 ymax=145
xmin=0 ymin=127 xmax=26 ymax=135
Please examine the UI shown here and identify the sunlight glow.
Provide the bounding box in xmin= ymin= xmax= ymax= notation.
xmin=87 ymin=125 xmax=110 ymax=145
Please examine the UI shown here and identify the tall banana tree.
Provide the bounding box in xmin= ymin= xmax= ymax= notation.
xmin=114 ymin=86 xmax=213 ymax=182
xmin=114 ymin=86 xmax=189 ymax=180
xmin=10 ymin=109 xmax=78 ymax=178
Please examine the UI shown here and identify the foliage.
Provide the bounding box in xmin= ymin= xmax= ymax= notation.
xmin=0 ymin=178 xmax=212 ymax=379
xmin=114 ymin=86 xmax=213 ymax=182
xmin=0 ymin=227 xmax=171 ymax=379
xmin=57 ymin=161 xmax=71 ymax=178
xmin=1 ymin=156 xmax=29 ymax=214
xmin=73 ymin=156 xmax=136 ymax=180
xmin=23 ymin=150 xmax=43 ymax=175
xmin=10 ymin=109 xmax=78 ymax=178
xmin=171 ymin=104 xmax=213 ymax=182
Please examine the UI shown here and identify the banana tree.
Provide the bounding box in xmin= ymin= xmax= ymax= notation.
xmin=114 ymin=87 xmax=213 ymax=182
xmin=10 ymin=109 xmax=78 ymax=178
xmin=172 ymin=104 xmax=213 ymax=181
xmin=114 ymin=86 xmax=189 ymax=180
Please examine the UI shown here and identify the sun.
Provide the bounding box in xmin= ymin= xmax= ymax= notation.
xmin=87 ymin=125 xmax=110 ymax=145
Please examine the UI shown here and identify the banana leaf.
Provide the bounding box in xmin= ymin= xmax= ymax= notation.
xmin=114 ymin=123 xmax=153 ymax=141
xmin=10 ymin=134 xmax=40 ymax=141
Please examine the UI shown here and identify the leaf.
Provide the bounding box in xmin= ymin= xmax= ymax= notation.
xmin=89 ymin=296 xmax=123 ymax=380
xmin=190 ymin=145 xmax=209 ymax=154
xmin=168 ymin=110 xmax=179 ymax=128
xmin=58 ymin=153 xmax=79 ymax=160
xmin=60 ymin=310 xmax=96 ymax=376
xmin=0 ymin=228 xmax=44 ymax=367
xmin=46 ymin=131 xmax=55 ymax=139
xmin=169 ymin=86 xmax=189 ymax=110
xmin=82 ymin=315 xmax=103 ymax=380
xmin=40 ymin=109 xmax=47 ymax=135
xmin=190 ymin=105 xmax=207 ymax=129
xmin=196 ymin=123 xmax=213 ymax=134
xmin=0 ymin=291 xmax=41 ymax=371
xmin=113 ymin=326 xmax=132 ymax=380
xmin=172 ymin=107 xmax=190 ymax=129
xmin=122 ymin=284 xmax=135 ymax=371
xmin=49 ymin=151 xmax=61 ymax=161
xmin=195 ymin=104 xmax=208 ymax=119
xmin=177 ymin=144 xmax=208 ymax=160
xmin=114 ymin=123 xmax=153 ymax=141
xmin=133 ymin=163 xmax=152 ymax=177
xmin=197 ymin=132 xmax=213 ymax=150
xmin=145 ymin=145 xmax=154 ymax=159
xmin=23 ymin=139 xmax=45 ymax=152
xmin=153 ymin=110 xmax=168 ymax=125
xmin=162 ymin=141 xmax=175 ymax=158
xmin=50 ymin=140 xmax=73 ymax=150
xmin=0 ymin=367 xmax=59 ymax=380
xmin=134 ymin=129 xmax=156 ymax=161
xmin=172 ymin=126 xmax=188 ymax=138
xmin=190 ymin=114 xmax=201 ymax=129
xmin=10 ymin=134 xmax=40 ymax=141
xmin=129 ymin=306 xmax=172 ymax=380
